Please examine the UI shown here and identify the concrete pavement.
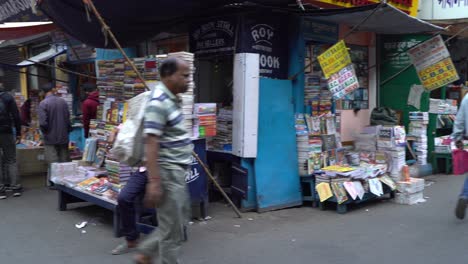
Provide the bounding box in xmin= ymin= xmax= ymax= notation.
xmin=1 ymin=174 xmax=468 ymax=264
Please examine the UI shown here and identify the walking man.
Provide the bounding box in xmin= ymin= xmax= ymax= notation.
xmin=0 ymin=83 xmax=22 ymax=199
xmin=134 ymin=57 xmax=192 ymax=264
xmin=454 ymin=93 xmax=468 ymax=219
xmin=38 ymin=83 xmax=71 ymax=185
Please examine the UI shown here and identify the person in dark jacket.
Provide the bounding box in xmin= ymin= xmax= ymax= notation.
xmin=38 ymin=83 xmax=71 ymax=185
xmin=20 ymin=98 xmax=31 ymax=126
xmin=81 ymin=83 xmax=99 ymax=138
xmin=0 ymin=83 xmax=22 ymax=199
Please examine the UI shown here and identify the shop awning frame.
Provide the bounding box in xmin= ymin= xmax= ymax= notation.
xmin=298 ymin=3 xmax=444 ymax=34
xmin=16 ymin=44 xmax=67 ymax=67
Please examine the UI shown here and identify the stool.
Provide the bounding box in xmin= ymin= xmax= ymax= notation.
xmin=300 ymin=175 xmax=318 ymax=207
xmin=432 ymin=152 xmax=452 ymax=174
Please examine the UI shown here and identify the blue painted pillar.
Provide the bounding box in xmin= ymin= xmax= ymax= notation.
xmin=288 ymin=16 xmax=306 ymax=114
xmin=240 ymin=158 xmax=257 ymax=210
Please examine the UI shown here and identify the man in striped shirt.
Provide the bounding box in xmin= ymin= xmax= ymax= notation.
xmin=135 ymin=57 xmax=192 ymax=264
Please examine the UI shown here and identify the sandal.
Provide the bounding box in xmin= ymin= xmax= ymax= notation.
xmin=111 ymin=243 xmax=135 ymax=255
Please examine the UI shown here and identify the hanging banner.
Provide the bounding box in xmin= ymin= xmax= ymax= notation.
xmin=417 ymin=58 xmax=459 ymax=91
xmin=327 ymin=64 xmax=360 ymax=99
xmin=189 ymin=17 xmax=237 ymax=56
xmin=407 ymin=35 xmax=459 ymax=91
xmin=317 ymin=40 xmax=352 ymax=79
xmin=237 ymin=13 xmax=289 ymax=79
xmin=309 ymin=0 xmax=419 ymax=16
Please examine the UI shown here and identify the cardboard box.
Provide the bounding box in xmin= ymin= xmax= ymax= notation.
xmin=397 ymin=178 xmax=425 ymax=194
xmin=394 ymin=191 xmax=424 ymax=205
xmin=16 ymin=147 xmax=48 ymax=176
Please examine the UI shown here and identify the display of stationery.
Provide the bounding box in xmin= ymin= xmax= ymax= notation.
xmin=193 ymin=103 xmax=217 ymax=138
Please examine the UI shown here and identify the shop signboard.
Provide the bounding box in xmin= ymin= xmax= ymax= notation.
xmin=189 ymin=17 xmax=237 ymax=56
xmin=419 ymin=0 xmax=468 ymax=20
xmin=302 ymin=18 xmax=339 ymax=44
xmin=309 ymin=0 xmax=419 ymax=16
xmin=407 ymin=35 xmax=459 ymax=91
xmin=237 ymin=13 xmax=289 ymax=79
xmin=327 ymin=64 xmax=360 ymax=99
xmin=317 ymin=40 xmax=352 ymax=79
xmin=0 ymin=0 xmax=48 ymax=23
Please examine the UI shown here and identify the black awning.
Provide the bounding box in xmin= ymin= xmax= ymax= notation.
xmin=38 ymin=1 xmax=443 ymax=49
xmin=38 ymin=0 xmax=296 ymax=49
xmin=300 ymin=4 xmax=444 ymax=34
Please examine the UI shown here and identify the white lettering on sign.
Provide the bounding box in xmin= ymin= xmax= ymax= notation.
xmin=259 ymin=55 xmax=280 ymax=69
xmin=250 ymin=23 xmax=282 ymax=74
xmin=251 ymin=24 xmax=275 ymax=45
xmin=185 ymin=155 xmax=201 ymax=183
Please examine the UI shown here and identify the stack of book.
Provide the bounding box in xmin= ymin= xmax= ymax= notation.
xmin=211 ymin=107 xmax=233 ymax=151
xmin=105 ymin=159 xmax=132 ymax=185
xmin=409 ymin=112 xmax=429 ymax=165
xmin=170 ymin=52 xmax=196 ymax=137
xmin=56 ymin=85 xmax=73 ymax=115
xmin=82 ymin=138 xmax=98 ymax=162
xmin=296 ymin=114 xmax=309 ymax=175
xmin=304 ymin=75 xmax=321 ymax=106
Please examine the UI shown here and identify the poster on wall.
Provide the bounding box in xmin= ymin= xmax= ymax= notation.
xmin=407 ymin=35 xmax=459 ymax=91
xmin=237 ymin=13 xmax=289 ymax=79
xmin=189 ymin=17 xmax=237 ymax=56
xmin=327 ymin=65 xmax=360 ymax=100
xmin=317 ymin=40 xmax=352 ymax=79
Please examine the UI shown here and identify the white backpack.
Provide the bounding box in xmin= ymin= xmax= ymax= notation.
xmin=110 ymin=90 xmax=153 ymax=166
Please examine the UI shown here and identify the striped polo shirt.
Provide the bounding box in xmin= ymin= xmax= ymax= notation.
xmin=143 ymin=83 xmax=193 ymax=166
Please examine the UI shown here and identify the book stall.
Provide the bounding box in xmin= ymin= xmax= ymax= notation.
xmin=14 ymin=84 xmax=82 ymax=175
xmin=298 ymin=38 xmax=429 ymax=214
xmin=50 ymin=52 xmax=215 ymax=235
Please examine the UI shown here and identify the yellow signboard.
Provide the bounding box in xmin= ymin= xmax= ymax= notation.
xmin=418 ymin=57 xmax=459 ymax=91
xmin=311 ymin=0 xmax=419 ymax=17
xmin=317 ymin=40 xmax=352 ymax=79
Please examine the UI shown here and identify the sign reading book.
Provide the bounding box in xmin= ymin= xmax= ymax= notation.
xmin=407 ymin=35 xmax=459 ymax=91
xmin=238 ymin=13 xmax=289 ymax=79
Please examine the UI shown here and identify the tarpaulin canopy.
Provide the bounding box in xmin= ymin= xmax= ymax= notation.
xmin=39 ymin=1 xmax=443 ymax=49
xmin=39 ymin=0 xmax=296 ymax=48
xmin=0 ymin=22 xmax=56 ymax=40
xmin=302 ymin=4 xmax=444 ymax=34
xmin=17 ymin=45 xmax=66 ymax=67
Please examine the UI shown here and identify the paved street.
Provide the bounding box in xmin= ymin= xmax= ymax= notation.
xmin=1 ymin=174 xmax=468 ymax=264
